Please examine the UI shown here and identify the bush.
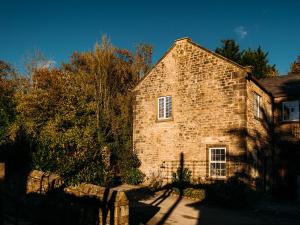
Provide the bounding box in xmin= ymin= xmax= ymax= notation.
xmin=172 ymin=187 xmax=206 ymax=200
xmin=121 ymin=168 xmax=145 ymax=185
xmin=172 ymin=167 xmax=192 ymax=188
xmin=146 ymin=171 xmax=165 ymax=191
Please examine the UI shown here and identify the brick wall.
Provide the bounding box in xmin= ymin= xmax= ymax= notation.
xmin=133 ymin=38 xmax=249 ymax=183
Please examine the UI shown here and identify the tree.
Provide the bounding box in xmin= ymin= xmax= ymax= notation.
xmin=134 ymin=43 xmax=153 ymax=78
xmin=215 ymin=39 xmax=242 ymax=63
xmin=12 ymin=36 xmax=151 ymax=186
xmin=23 ymin=49 xmax=55 ymax=81
xmin=0 ymin=61 xmax=17 ymax=145
xmin=241 ymin=47 xmax=277 ymax=79
xmin=215 ymin=40 xmax=278 ymax=78
xmin=289 ymin=56 xmax=300 ymax=74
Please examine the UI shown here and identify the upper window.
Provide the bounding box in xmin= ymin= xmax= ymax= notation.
xmin=282 ymin=101 xmax=299 ymax=121
xmin=158 ymin=96 xmax=172 ymax=120
xmin=253 ymin=93 xmax=261 ymax=118
xmin=209 ymin=148 xmax=226 ymax=178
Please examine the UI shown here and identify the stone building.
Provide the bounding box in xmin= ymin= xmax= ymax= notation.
xmin=260 ymin=72 xmax=300 ymax=196
xmin=133 ymin=37 xmax=300 ymax=192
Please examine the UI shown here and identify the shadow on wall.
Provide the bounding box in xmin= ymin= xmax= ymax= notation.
xmin=272 ymin=77 xmax=300 ymax=200
xmin=227 ymin=87 xmax=300 ymax=200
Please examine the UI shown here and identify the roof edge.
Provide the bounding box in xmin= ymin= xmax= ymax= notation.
xmin=132 ymin=43 xmax=176 ymax=91
xmin=246 ymin=74 xmax=273 ymax=98
xmin=185 ymin=38 xmax=250 ymax=72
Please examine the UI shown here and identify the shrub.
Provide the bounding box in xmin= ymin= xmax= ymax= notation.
xmin=172 ymin=187 xmax=206 ymax=200
xmin=121 ymin=167 xmax=145 ymax=185
xmin=146 ymin=171 xmax=165 ymax=191
xmin=172 ymin=167 xmax=192 ymax=188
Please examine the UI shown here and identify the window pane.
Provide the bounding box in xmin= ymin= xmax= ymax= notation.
xmin=220 ymin=168 xmax=226 ymax=176
xmin=291 ymin=105 xmax=299 ymax=120
xmin=210 ymin=163 xmax=216 ymax=176
xmin=212 ymin=149 xmax=216 ymax=155
xmin=220 ymin=153 xmax=225 ymax=161
xmin=158 ymin=98 xmax=165 ymax=118
xmin=283 ymin=101 xmax=299 ymax=121
xmin=166 ymin=96 xmax=172 ymax=118
xmin=283 ymin=104 xmax=289 ymax=120
xmin=220 ymin=163 xmax=226 ymax=169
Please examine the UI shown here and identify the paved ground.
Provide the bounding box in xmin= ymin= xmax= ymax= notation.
xmin=122 ymin=186 xmax=300 ymax=225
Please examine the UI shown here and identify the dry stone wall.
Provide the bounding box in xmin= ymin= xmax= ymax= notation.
xmin=65 ymin=184 xmax=129 ymax=225
xmin=26 ymin=170 xmax=63 ymax=194
xmin=2 ymin=169 xmax=129 ymax=225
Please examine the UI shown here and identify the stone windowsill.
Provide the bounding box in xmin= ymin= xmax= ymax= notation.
xmin=156 ymin=117 xmax=174 ymax=123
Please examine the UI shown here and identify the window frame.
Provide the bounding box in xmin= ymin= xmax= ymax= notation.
xmin=209 ymin=147 xmax=226 ymax=179
xmin=253 ymin=92 xmax=262 ymax=119
xmin=282 ymin=100 xmax=299 ymax=122
xmin=157 ymin=96 xmax=172 ymax=120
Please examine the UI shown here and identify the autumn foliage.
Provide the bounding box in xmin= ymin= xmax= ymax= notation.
xmin=0 ymin=37 xmax=151 ymax=186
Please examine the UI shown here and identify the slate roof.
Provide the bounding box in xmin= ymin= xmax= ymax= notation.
xmin=259 ymin=73 xmax=300 ymax=97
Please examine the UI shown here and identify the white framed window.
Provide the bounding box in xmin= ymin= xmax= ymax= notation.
xmin=158 ymin=96 xmax=172 ymax=120
xmin=254 ymin=93 xmax=261 ymax=118
xmin=209 ymin=148 xmax=226 ymax=178
xmin=282 ymin=100 xmax=299 ymax=121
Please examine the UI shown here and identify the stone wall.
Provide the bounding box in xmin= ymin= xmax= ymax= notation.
xmin=2 ymin=169 xmax=129 ymax=225
xmin=273 ymin=96 xmax=300 ymax=141
xmin=273 ymin=96 xmax=300 ymax=197
xmin=133 ymin=38 xmax=249 ymax=183
xmin=26 ymin=170 xmax=63 ymax=194
xmin=246 ymin=80 xmax=273 ymax=188
xmin=65 ymin=184 xmax=129 ymax=225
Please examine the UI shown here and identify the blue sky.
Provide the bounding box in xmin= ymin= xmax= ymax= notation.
xmin=1 ymin=0 xmax=299 ymax=74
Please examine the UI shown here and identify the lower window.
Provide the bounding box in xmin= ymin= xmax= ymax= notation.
xmin=209 ymin=148 xmax=226 ymax=178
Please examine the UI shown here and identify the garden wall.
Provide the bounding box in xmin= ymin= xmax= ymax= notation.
xmin=1 ymin=168 xmax=129 ymax=225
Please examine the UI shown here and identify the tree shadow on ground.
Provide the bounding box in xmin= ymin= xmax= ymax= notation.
xmin=127 ymin=153 xmax=186 ymax=225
